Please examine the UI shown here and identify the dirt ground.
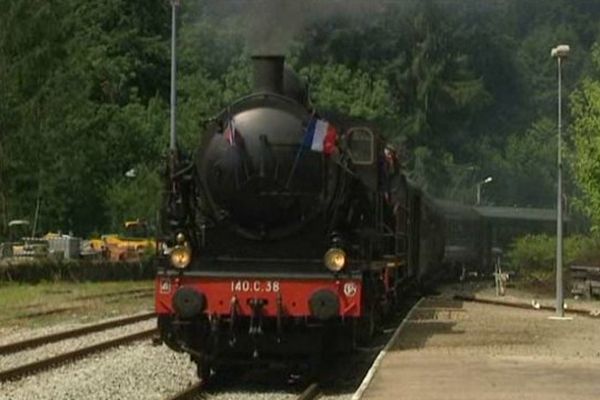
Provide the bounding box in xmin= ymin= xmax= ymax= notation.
xmin=361 ymin=286 xmax=600 ymax=400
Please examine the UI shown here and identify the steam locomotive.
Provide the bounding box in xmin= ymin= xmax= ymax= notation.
xmin=155 ymin=55 xmax=446 ymax=380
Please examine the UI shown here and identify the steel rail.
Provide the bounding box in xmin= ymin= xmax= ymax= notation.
xmin=15 ymin=306 xmax=82 ymax=320
xmin=0 ymin=328 xmax=157 ymax=382
xmin=165 ymin=382 xmax=203 ymax=400
xmin=9 ymin=288 xmax=154 ymax=312
xmin=0 ymin=312 xmax=156 ymax=355
xmin=453 ymin=294 xmax=600 ymax=318
xmin=74 ymin=288 xmax=153 ymax=301
xmin=297 ymin=382 xmax=320 ymax=400
xmin=7 ymin=290 xmax=153 ymax=321
xmin=165 ymin=381 xmax=319 ymax=400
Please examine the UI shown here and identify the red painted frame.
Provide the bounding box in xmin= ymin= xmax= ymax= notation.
xmin=155 ymin=275 xmax=363 ymax=318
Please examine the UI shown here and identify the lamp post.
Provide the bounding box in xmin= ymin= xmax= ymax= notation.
xmin=476 ymin=176 xmax=493 ymax=206
xmin=169 ymin=0 xmax=180 ymax=174
xmin=551 ymin=44 xmax=570 ymax=318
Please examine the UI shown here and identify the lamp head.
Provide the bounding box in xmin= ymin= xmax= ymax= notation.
xmin=483 ymin=176 xmax=493 ymax=184
xmin=551 ymin=45 xmax=570 ymax=58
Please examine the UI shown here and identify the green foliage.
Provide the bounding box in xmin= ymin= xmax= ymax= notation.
xmin=0 ymin=0 xmax=170 ymax=235
xmin=507 ymin=233 xmax=600 ymax=283
xmin=570 ymin=44 xmax=600 ymax=227
xmin=105 ymin=164 xmax=162 ymax=232
xmin=476 ymin=118 xmax=557 ymax=207
xmin=0 ymin=260 xmax=155 ymax=283
xmin=508 ymin=234 xmax=555 ymax=273
xmin=303 ymin=64 xmax=393 ymax=121
xmin=3 ymin=0 xmax=600 ymax=236
xmin=382 ymin=6 xmax=491 ymax=145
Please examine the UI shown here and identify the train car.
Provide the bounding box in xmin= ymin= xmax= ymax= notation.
xmin=154 ymin=55 xmax=446 ymax=380
xmin=435 ymin=199 xmax=484 ymax=278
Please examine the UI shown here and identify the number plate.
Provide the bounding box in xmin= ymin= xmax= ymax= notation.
xmin=230 ymin=280 xmax=280 ymax=293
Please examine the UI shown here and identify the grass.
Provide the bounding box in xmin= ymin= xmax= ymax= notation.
xmin=0 ymin=280 xmax=154 ymax=329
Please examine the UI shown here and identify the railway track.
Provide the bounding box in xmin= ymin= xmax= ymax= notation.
xmin=166 ymin=296 xmax=422 ymax=400
xmin=0 ymin=328 xmax=157 ymax=382
xmin=74 ymin=288 xmax=153 ymax=301
xmin=166 ymin=381 xmax=321 ymax=400
xmin=4 ymin=288 xmax=154 ymax=321
xmin=0 ymin=312 xmax=155 ymax=356
xmin=0 ymin=295 xmax=422 ymax=399
xmin=454 ymin=294 xmax=600 ymax=318
xmin=297 ymin=382 xmax=320 ymax=400
xmin=9 ymin=288 xmax=153 ymax=312
xmin=165 ymin=382 xmax=202 ymax=400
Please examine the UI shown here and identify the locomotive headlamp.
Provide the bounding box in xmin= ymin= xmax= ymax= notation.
xmin=175 ymin=232 xmax=186 ymax=244
xmin=170 ymin=245 xmax=192 ymax=269
xmin=324 ymin=248 xmax=346 ymax=272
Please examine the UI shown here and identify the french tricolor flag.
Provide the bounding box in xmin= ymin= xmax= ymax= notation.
xmin=303 ymin=118 xmax=337 ymax=155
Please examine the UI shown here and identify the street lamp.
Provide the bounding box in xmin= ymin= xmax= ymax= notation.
xmin=169 ymin=0 xmax=180 ymax=175
xmin=476 ymin=176 xmax=493 ymax=206
xmin=551 ymin=44 xmax=570 ymax=318
xmin=125 ymin=168 xmax=136 ymax=179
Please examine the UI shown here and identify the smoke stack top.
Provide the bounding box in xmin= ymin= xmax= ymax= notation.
xmin=252 ymin=55 xmax=284 ymax=94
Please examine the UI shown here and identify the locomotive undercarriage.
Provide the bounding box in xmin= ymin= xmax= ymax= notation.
xmin=155 ymin=265 xmax=404 ymax=381
xmin=159 ymin=312 xmax=359 ymax=380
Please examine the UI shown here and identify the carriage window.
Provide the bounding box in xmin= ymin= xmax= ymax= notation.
xmin=347 ymin=127 xmax=374 ymax=165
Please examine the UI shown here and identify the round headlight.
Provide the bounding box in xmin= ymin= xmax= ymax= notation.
xmin=170 ymin=246 xmax=192 ymax=269
xmin=324 ymin=248 xmax=346 ymax=272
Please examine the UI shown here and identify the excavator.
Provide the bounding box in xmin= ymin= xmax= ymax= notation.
xmin=87 ymin=219 xmax=156 ymax=262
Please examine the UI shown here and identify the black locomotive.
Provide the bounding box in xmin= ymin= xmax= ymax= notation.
xmin=155 ymin=55 xmax=446 ymax=380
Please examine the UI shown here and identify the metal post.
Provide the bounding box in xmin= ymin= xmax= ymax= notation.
xmin=169 ymin=0 xmax=179 ymax=160
xmin=556 ymin=56 xmax=564 ymax=317
xmin=475 ymin=177 xmax=491 ymax=206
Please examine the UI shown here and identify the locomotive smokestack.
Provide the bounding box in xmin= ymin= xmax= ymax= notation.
xmin=252 ymin=55 xmax=284 ymax=94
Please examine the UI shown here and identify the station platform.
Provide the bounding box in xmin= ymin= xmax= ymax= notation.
xmin=357 ymin=296 xmax=600 ymax=400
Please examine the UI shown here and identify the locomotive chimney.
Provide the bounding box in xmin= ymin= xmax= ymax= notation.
xmin=252 ymin=55 xmax=284 ymax=94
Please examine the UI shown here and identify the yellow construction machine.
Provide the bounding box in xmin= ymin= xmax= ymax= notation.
xmin=86 ymin=220 xmax=156 ymax=262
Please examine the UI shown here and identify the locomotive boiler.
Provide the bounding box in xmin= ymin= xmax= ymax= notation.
xmin=155 ymin=55 xmax=445 ymax=380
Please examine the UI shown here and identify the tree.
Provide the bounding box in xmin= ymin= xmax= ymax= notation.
xmin=105 ymin=164 xmax=163 ymax=231
xmin=570 ymin=44 xmax=600 ymax=227
xmin=302 ymin=63 xmax=393 ymax=122
xmin=0 ymin=0 xmax=170 ymax=235
xmin=480 ymin=118 xmax=556 ymax=207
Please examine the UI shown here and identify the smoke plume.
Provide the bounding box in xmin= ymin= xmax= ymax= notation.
xmin=202 ymin=0 xmax=387 ymax=54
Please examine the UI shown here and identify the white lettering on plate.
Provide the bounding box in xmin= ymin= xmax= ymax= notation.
xmin=230 ymin=280 xmax=280 ymax=293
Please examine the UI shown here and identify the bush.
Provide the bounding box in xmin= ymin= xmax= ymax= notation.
xmin=0 ymin=259 xmax=156 ymax=283
xmin=507 ymin=233 xmax=600 ymax=286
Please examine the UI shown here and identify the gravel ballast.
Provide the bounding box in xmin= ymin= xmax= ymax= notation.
xmin=0 ymin=340 xmax=303 ymax=400
xmin=0 ymin=342 xmax=197 ymax=400
xmin=0 ymin=319 xmax=155 ymax=371
xmin=0 ymin=311 xmax=153 ymax=347
xmin=206 ymin=390 xmax=299 ymax=400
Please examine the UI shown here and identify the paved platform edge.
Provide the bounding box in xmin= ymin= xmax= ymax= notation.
xmin=351 ymin=297 xmax=425 ymax=400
